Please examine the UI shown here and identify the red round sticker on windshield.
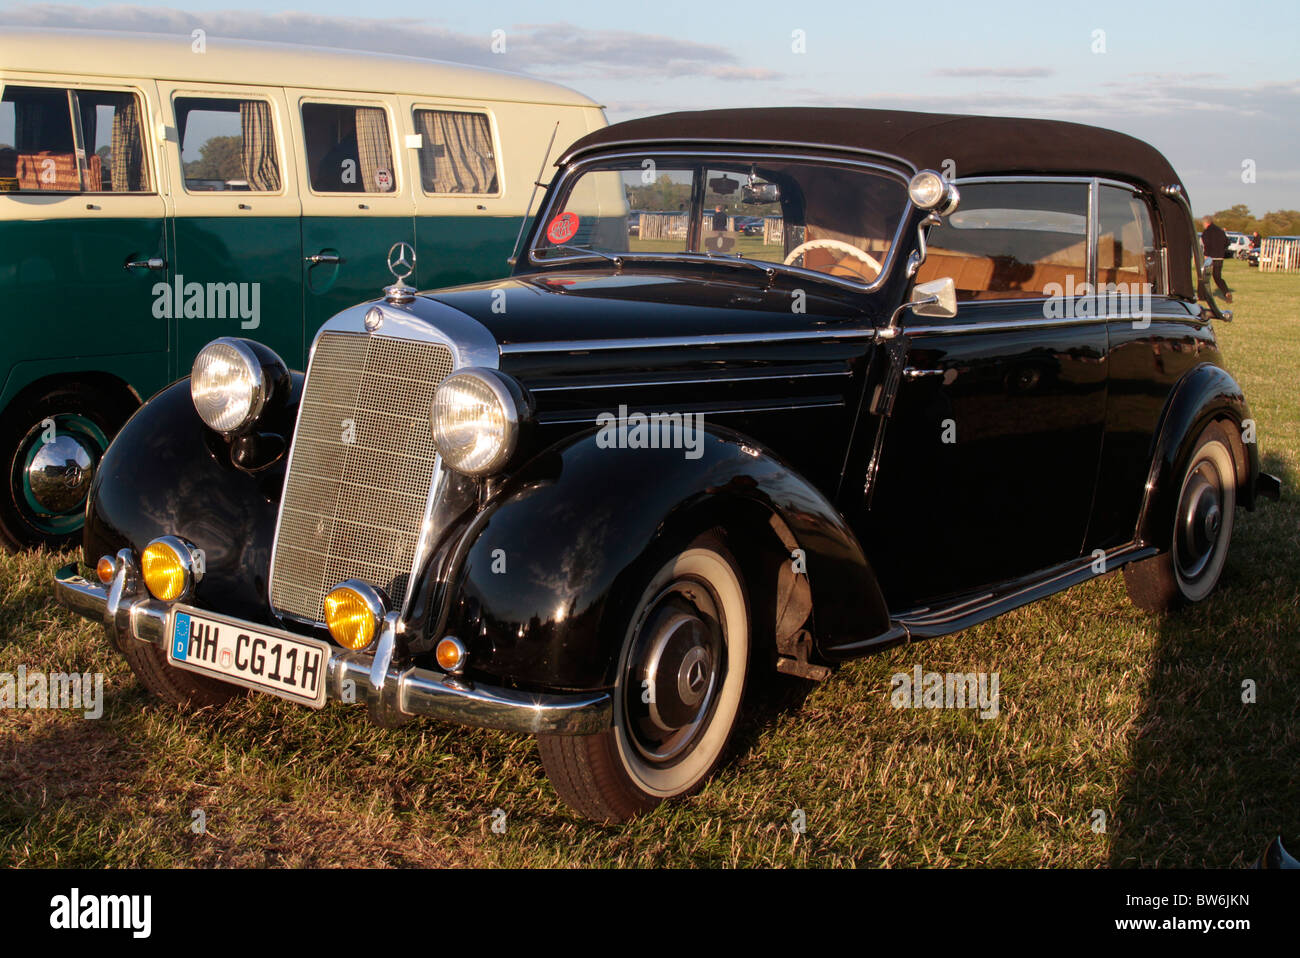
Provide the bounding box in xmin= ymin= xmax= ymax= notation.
xmin=546 ymin=211 xmax=579 ymax=244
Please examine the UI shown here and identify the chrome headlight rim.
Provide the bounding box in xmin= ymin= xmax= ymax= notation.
xmin=141 ymin=534 xmax=204 ymax=603
xmin=907 ymin=169 xmax=960 ymax=216
xmin=431 ymin=367 xmax=525 ymax=477
xmin=190 ymin=337 xmax=279 ymax=436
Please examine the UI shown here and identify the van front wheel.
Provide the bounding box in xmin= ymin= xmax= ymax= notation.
xmin=0 ymin=384 xmax=134 ymax=551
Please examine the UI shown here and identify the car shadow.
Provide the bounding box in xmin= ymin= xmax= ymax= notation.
xmin=1107 ymin=452 xmax=1297 ymax=867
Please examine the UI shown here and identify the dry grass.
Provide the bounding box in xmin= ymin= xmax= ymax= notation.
xmin=1 ymin=260 xmax=1296 ymax=867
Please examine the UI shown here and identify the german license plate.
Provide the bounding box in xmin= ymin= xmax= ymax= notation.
xmin=167 ymin=607 xmax=331 ymax=708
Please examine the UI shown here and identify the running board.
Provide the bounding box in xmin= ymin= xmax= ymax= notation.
xmin=824 ymin=542 xmax=1159 ymax=658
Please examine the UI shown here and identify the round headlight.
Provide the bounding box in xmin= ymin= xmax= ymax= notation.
xmin=191 ymin=338 xmax=276 ymax=434
xmin=431 ymin=369 xmax=523 ymax=476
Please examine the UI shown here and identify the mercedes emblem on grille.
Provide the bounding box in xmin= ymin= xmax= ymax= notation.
xmin=364 ymin=306 xmax=383 ymax=331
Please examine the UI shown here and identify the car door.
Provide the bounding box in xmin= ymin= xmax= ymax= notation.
xmin=290 ymin=90 xmax=416 ymax=344
xmin=863 ymin=179 xmax=1109 ymax=608
xmin=160 ymin=83 xmax=305 ymax=373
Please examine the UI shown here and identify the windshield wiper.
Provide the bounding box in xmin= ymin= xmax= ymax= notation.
xmin=538 ymin=244 xmax=624 ymax=269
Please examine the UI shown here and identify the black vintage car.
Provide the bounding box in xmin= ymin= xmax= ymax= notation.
xmin=55 ymin=108 xmax=1280 ymax=822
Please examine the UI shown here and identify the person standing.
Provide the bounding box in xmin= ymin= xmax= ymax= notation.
xmin=1201 ymin=217 xmax=1232 ymax=303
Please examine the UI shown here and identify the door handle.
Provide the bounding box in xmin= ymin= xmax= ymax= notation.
xmin=305 ymin=253 xmax=343 ymax=266
xmin=903 ymin=367 xmax=945 ymax=379
xmin=124 ymin=257 xmax=167 ymax=271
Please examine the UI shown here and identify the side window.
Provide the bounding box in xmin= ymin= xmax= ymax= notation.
xmin=175 ymin=96 xmax=281 ymax=192
xmin=301 ymin=102 xmax=395 ymax=194
xmin=0 ymin=85 xmax=150 ymax=194
xmin=919 ymin=181 xmax=1090 ymax=301
xmin=413 ymin=109 xmax=498 ymax=194
xmin=1097 ymin=185 xmax=1160 ymax=293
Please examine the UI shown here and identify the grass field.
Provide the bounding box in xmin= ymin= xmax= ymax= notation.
xmin=1 ymin=260 xmax=1296 ymax=868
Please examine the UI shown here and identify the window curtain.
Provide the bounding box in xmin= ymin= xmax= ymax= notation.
xmin=354 ymin=107 xmax=393 ymax=193
xmin=239 ymin=100 xmax=281 ymax=191
xmin=416 ymin=110 xmax=496 ymax=194
xmin=110 ymin=94 xmax=147 ymax=192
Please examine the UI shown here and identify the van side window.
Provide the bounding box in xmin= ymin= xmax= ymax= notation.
xmin=1097 ymin=184 xmax=1161 ymax=294
xmin=916 ymin=181 xmax=1090 ymax=300
xmin=301 ymin=102 xmax=395 ymax=193
xmin=0 ymin=85 xmax=151 ymax=193
xmin=413 ymin=109 xmax=498 ymax=194
xmin=175 ymin=97 xmax=281 ymax=192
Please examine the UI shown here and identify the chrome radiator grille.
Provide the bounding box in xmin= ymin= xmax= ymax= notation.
xmin=269 ymin=331 xmax=456 ymax=624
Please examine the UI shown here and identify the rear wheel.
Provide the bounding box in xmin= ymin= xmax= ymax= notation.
xmin=0 ymin=383 xmax=135 ymax=551
xmin=1124 ymin=422 xmax=1237 ymax=612
xmin=538 ymin=533 xmax=749 ymax=822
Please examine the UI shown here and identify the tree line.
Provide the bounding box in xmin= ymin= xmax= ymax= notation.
xmin=1201 ymin=204 xmax=1300 ymax=237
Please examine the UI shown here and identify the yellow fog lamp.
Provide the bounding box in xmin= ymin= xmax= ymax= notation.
xmin=141 ymin=536 xmax=203 ymax=602
xmin=324 ymin=580 xmax=387 ymax=651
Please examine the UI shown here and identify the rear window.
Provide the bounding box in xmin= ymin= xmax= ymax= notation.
xmin=0 ymin=85 xmax=151 ymax=194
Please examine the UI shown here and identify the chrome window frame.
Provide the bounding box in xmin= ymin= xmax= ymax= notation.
xmin=527 ymin=148 xmax=917 ymax=295
xmin=902 ymin=174 xmax=1186 ymax=336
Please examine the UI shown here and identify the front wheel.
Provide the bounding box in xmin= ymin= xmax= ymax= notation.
xmin=1124 ymin=421 xmax=1238 ymax=612
xmin=538 ymin=533 xmax=749 ymax=822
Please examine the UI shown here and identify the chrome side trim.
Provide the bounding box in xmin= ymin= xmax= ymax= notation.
xmin=537 ymin=398 xmax=844 ymax=425
xmin=53 ymin=565 xmax=611 ymax=736
xmin=528 ymin=148 xmax=916 ymax=295
xmin=527 ymin=368 xmax=853 ymax=392
xmin=500 ymin=326 xmax=880 ymax=355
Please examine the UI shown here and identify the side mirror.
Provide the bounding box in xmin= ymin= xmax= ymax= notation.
xmin=910 ymin=277 xmax=957 ymax=319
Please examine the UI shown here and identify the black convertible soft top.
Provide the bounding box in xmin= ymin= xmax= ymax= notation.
xmin=562 ymin=108 xmax=1196 ymax=298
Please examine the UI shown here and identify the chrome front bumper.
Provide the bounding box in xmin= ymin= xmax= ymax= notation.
xmin=53 ymin=562 xmax=611 ymax=736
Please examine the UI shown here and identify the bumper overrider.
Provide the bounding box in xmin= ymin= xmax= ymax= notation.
xmin=53 ymin=553 xmax=611 ymax=736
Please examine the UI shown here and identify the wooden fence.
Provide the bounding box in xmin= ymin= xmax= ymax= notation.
xmin=1259 ymin=237 xmax=1300 ymax=272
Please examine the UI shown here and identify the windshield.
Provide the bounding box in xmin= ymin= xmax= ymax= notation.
xmin=531 ymin=155 xmax=909 ymax=287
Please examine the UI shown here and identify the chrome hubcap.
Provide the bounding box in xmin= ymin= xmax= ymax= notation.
xmin=1176 ymin=465 xmax=1222 ymax=581
xmin=624 ymin=580 xmax=724 ymax=765
xmin=26 ymin=434 xmax=95 ymax=512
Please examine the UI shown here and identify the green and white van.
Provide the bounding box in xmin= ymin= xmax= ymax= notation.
xmin=0 ymin=27 xmax=604 ymax=548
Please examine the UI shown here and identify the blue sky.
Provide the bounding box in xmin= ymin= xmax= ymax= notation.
xmin=3 ymin=0 xmax=1297 ymax=213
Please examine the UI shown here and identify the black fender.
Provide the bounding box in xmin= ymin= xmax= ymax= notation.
xmin=437 ymin=424 xmax=889 ymax=692
xmin=1136 ymin=362 xmax=1259 ymax=550
xmin=83 ymin=376 xmax=302 ymax=626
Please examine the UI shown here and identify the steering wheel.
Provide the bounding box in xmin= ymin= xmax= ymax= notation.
xmin=783 ymin=238 xmax=882 ymax=276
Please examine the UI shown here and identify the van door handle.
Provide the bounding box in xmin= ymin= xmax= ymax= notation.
xmin=903 ymin=367 xmax=944 ymax=379
xmin=124 ymin=257 xmax=167 ymax=271
xmin=305 ymin=253 xmax=343 ymax=266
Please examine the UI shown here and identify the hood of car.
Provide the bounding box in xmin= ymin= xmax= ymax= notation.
xmin=418 ymin=268 xmax=877 ymax=349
